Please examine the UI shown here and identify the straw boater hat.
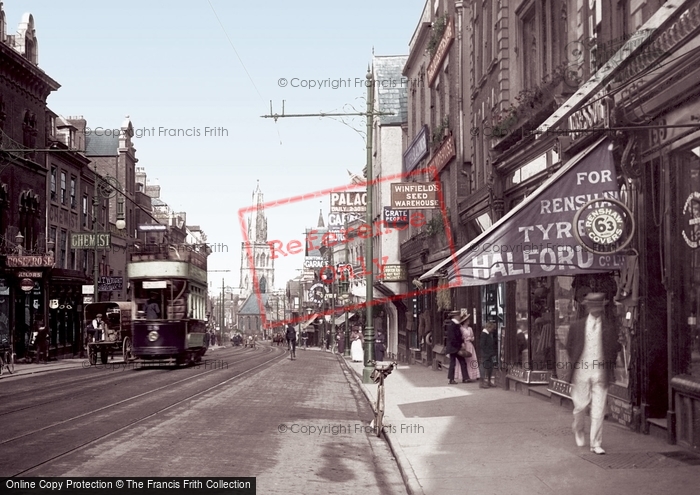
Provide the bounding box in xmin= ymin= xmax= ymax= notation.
xmin=450 ymin=309 xmax=470 ymax=324
xmin=581 ymin=292 xmax=608 ymax=306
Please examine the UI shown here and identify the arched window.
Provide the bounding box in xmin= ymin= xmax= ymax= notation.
xmin=259 ymin=276 xmax=267 ymax=294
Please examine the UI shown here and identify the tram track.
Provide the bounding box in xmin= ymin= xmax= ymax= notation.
xmin=7 ymin=344 xmax=285 ymax=477
xmin=0 ymin=346 xmax=276 ymax=444
xmin=0 ymin=345 xmax=256 ymax=418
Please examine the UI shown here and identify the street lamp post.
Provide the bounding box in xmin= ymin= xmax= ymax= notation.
xmin=92 ymin=164 xmax=100 ymax=302
xmin=362 ymin=70 xmax=375 ymax=383
xmin=343 ymin=215 xmax=351 ymax=358
xmin=260 ymin=67 xmax=387 ymax=381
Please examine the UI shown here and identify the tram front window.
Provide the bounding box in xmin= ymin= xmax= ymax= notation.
xmin=134 ymin=280 xmax=187 ymax=320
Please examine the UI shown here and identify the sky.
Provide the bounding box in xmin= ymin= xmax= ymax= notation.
xmin=4 ymin=0 xmax=427 ymax=291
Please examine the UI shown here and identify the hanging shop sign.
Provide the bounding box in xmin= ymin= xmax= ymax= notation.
xmin=70 ymin=232 xmax=111 ymax=249
xmin=308 ymin=283 xmax=327 ymax=305
xmin=566 ymin=87 xmax=609 ymax=143
xmin=20 ymin=278 xmax=35 ymax=291
xmin=403 ymin=125 xmax=429 ymax=173
xmin=6 ymin=255 xmax=54 ymax=268
xmin=390 ymin=182 xmax=440 ymax=209
xmin=98 ymin=276 xmax=123 ymax=292
xmin=381 ymin=264 xmax=406 ymax=282
xmin=17 ymin=271 xmax=42 ymax=278
xmin=681 ymin=191 xmax=700 ymax=248
xmin=427 ymin=17 xmax=454 ymax=87
xmin=304 ymin=257 xmax=328 ymax=269
xmin=328 ymin=212 xmax=363 ymax=227
xmin=138 ymin=224 xmax=167 ymax=231
xmin=426 ymin=134 xmax=455 ymax=174
xmin=330 ymin=192 xmax=367 ymax=213
xmin=421 ymin=139 xmax=627 ymax=285
xmin=383 ymin=207 xmax=409 ymax=226
xmin=573 ymin=198 xmax=634 ymax=255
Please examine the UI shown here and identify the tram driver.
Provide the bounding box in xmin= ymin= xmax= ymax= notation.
xmin=146 ymin=295 xmax=161 ymax=320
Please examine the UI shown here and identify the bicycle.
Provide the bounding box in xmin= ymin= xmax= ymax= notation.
xmin=370 ymin=361 xmax=396 ymax=437
xmin=0 ymin=348 xmax=15 ymax=375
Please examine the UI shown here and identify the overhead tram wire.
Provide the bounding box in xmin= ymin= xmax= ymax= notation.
xmin=207 ymin=0 xmax=283 ymax=145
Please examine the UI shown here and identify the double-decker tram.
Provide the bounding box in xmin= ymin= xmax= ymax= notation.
xmin=127 ymin=243 xmax=210 ymax=365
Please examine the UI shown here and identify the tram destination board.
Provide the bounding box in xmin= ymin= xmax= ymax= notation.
xmin=70 ymin=232 xmax=111 ymax=249
xmin=1 ymin=477 xmax=256 ymax=494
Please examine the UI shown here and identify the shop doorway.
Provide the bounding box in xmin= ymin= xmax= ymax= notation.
xmin=481 ymin=283 xmax=505 ymax=366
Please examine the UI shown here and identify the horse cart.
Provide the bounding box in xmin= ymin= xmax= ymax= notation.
xmin=84 ymin=302 xmax=134 ymax=365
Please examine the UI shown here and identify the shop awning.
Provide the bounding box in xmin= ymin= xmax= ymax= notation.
xmin=296 ymin=315 xmax=318 ymax=332
xmin=420 ymin=138 xmax=625 ymax=285
xmin=334 ymin=312 xmax=355 ymax=326
xmin=535 ymin=3 xmax=684 ymax=136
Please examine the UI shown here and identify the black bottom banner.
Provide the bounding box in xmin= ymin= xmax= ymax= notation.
xmin=2 ymin=478 xmax=256 ymax=495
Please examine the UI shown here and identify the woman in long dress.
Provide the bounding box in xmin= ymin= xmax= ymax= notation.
xmin=351 ymin=331 xmax=364 ymax=362
xmin=455 ymin=322 xmax=480 ymax=382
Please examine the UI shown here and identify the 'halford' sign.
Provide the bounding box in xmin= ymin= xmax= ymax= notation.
xmin=425 ymin=139 xmax=627 ymax=285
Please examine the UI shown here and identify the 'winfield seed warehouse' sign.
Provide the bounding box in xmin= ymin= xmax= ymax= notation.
xmin=390 ymin=182 xmax=440 ymax=209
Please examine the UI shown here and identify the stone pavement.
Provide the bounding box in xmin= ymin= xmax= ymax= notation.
xmin=341 ymin=357 xmax=700 ymax=495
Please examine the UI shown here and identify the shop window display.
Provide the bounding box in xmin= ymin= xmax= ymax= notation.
xmin=554 ymin=276 xmax=575 ymax=379
xmin=677 ymin=146 xmax=700 ymax=379
xmin=481 ymin=283 xmax=505 ymax=365
xmin=515 ymin=278 xmax=529 ymax=365
xmin=529 ymin=277 xmax=553 ymax=371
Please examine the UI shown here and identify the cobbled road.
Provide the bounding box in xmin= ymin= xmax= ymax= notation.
xmin=0 ymin=344 xmax=407 ymax=494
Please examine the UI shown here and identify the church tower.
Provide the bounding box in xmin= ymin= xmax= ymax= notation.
xmin=239 ymin=181 xmax=274 ymax=298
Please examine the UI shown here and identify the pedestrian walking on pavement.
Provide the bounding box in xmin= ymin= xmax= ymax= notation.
xmin=566 ymin=292 xmax=621 ymax=455
xmin=35 ymin=321 xmax=49 ymax=363
xmin=458 ymin=316 xmax=480 ymax=382
xmin=480 ymin=321 xmax=497 ymax=388
xmin=374 ymin=331 xmax=386 ymax=362
xmin=336 ymin=330 xmax=345 ymax=355
xmin=446 ymin=311 xmax=469 ymax=384
xmin=351 ymin=330 xmax=364 ymax=362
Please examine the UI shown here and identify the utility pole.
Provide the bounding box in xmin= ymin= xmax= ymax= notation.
xmin=207 ymin=270 xmax=231 ymax=340
xmin=262 ymin=68 xmax=386 ymax=383
xmin=93 ymin=163 xmax=100 ymax=303
xmin=221 ymin=278 xmax=225 ymax=343
xmin=362 ymin=71 xmax=375 ymax=382
xmin=344 ymin=215 xmax=351 ymax=358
